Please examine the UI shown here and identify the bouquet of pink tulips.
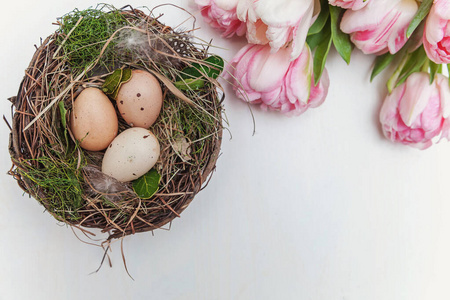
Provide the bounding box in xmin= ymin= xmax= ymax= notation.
xmin=195 ymin=0 xmax=450 ymax=150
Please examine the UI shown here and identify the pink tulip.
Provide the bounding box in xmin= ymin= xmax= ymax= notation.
xmin=227 ymin=43 xmax=329 ymax=116
xmin=423 ymin=0 xmax=450 ymax=64
xmin=340 ymin=0 xmax=418 ymax=55
xmin=236 ymin=0 xmax=316 ymax=60
xmin=379 ymin=72 xmax=450 ymax=149
xmin=328 ymin=0 xmax=370 ymax=10
xmin=195 ymin=0 xmax=246 ymax=38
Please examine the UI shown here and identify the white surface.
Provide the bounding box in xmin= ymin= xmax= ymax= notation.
xmin=1 ymin=1 xmax=450 ymax=299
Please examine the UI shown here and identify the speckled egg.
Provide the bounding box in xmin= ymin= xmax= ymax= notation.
xmin=116 ymin=69 xmax=163 ymax=128
xmin=70 ymin=87 xmax=118 ymax=151
xmin=101 ymin=128 xmax=160 ymax=182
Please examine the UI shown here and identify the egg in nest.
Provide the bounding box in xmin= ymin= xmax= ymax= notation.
xmin=116 ymin=70 xmax=163 ymax=128
xmin=70 ymin=87 xmax=118 ymax=151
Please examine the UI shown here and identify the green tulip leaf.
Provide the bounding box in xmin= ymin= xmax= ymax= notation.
xmin=132 ymin=169 xmax=161 ymax=199
xmin=329 ymin=5 xmax=352 ymax=64
xmin=447 ymin=65 xmax=450 ymax=87
xmin=406 ymin=0 xmax=433 ymax=38
xmin=429 ymin=60 xmax=439 ymax=84
xmin=307 ymin=32 xmax=325 ymax=51
xmin=308 ymin=0 xmax=329 ymax=36
xmin=396 ymin=46 xmax=428 ymax=87
xmin=313 ymin=21 xmax=332 ymax=86
xmin=371 ymin=52 xmax=395 ymax=82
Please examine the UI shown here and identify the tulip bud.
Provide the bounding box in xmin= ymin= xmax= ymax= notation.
xmin=379 ymin=72 xmax=450 ymax=149
xmin=227 ymin=43 xmax=329 ymax=116
xmin=341 ymin=0 xmax=418 ymax=55
xmin=236 ymin=0 xmax=316 ymax=60
xmin=423 ymin=0 xmax=450 ymax=64
xmin=195 ymin=0 xmax=246 ymax=38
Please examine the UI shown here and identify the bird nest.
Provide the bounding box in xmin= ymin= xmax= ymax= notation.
xmin=7 ymin=5 xmax=223 ymax=242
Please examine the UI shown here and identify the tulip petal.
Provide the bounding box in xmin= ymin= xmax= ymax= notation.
xmin=285 ymin=46 xmax=312 ymax=104
xmin=214 ymin=0 xmax=239 ymax=10
xmin=290 ymin=3 xmax=314 ymax=60
xmin=437 ymin=74 xmax=450 ymax=119
xmin=254 ymin=0 xmax=311 ymax=26
xmin=399 ymin=73 xmax=434 ymax=127
xmin=309 ymin=68 xmax=330 ymax=108
xmin=247 ymin=47 xmax=291 ymax=92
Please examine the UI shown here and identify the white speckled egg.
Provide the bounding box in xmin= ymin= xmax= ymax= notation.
xmin=101 ymin=128 xmax=160 ymax=182
xmin=117 ymin=69 xmax=163 ymax=128
xmin=70 ymin=87 xmax=118 ymax=151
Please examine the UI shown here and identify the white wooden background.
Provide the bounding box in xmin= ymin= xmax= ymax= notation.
xmin=2 ymin=1 xmax=450 ymax=299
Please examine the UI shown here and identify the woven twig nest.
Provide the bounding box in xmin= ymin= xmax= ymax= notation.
xmin=7 ymin=5 xmax=223 ymax=242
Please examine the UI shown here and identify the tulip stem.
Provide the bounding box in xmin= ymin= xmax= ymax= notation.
xmin=421 ymin=59 xmax=430 ymax=73
xmin=387 ymin=54 xmax=409 ymax=93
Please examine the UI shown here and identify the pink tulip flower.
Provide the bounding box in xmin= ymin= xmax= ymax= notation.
xmin=341 ymin=0 xmax=418 ymax=55
xmin=423 ymin=0 xmax=450 ymax=64
xmin=236 ymin=0 xmax=316 ymax=60
xmin=195 ymin=0 xmax=246 ymax=38
xmin=379 ymin=72 xmax=450 ymax=149
xmin=227 ymin=43 xmax=329 ymax=116
xmin=328 ymin=0 xmax=370 ymax=10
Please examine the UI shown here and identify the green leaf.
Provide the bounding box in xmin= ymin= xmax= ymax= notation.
xmin=204 ymin=55 xmax=224 ymax=79
xmin=448 ymin=64 xmax=450 ymax=87
xmin=121 ymin=68 xmax=132 ymax=83
xmin=132 ymin=169 xmax=161 ymax=199
xmin=308 ymin=0 xmax=329 ymax=36
xmin=429 ymin=60 xmax=439 ymax=83
xmin=58 ymin=101 xmax=67 ymax=129
xmin=395 ymin=46 xmax=428 ymax=87
xmin=307 ymin=31 xmax=327 ymax=51
xmin=387 ymin=55 xmax=407 ymax=93
xmin=371 ymin=52 xmax=395 ymax=81
xmin=313 ymin=24 xmax=332 ymax=85
xmin=102 ymin=68 xmax=133 ymax=99
xmin=406 ymin=0 xmax=433 ymax=38
xmin=174 ymin=78 xmax=205 ymax=91
xmin=58 ymin=101 xmax=69 ymax=151
xmin=329 ymin=5 xmax=352 ymax=64
xmin=180 ymin=55 xmax=224 ymax=80
xmin=102 ymin=68 xmax=123 ymax=95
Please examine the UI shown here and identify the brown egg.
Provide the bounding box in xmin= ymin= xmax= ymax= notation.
xmin=70 ymin=87 xmax=118 ymax=151
xmin=116 ymin=69 xmax=163 ymax=128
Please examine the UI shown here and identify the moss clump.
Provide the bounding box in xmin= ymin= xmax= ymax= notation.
xmin=19 ymin=155 xmax=86 ymax=221
xmin=56 ymin=4 xmax=128 ymax=73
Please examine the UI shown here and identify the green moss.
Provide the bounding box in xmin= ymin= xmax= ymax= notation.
xmin=19 ymin=154 xmax=86 ymax=221
xmin=56 ymin=4 xmax=128 ymax=73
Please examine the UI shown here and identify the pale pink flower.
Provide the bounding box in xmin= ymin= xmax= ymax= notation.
xmin=227 ymin=43 xmax=329 ymax=116
xmin=328 ymin=0 xmax=370 ymax=10
xmin=341 ymin=0 xmax=418 ymax=55
xmin=423 ymin=0 xmax=450 ymax=64
xmin=236 ymin=0 xmax=317 ymax=60
xmin=195 ymin=0 xmax=246 ymax=38
xmin=380 ymin=72 xmax=450 ymax=149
